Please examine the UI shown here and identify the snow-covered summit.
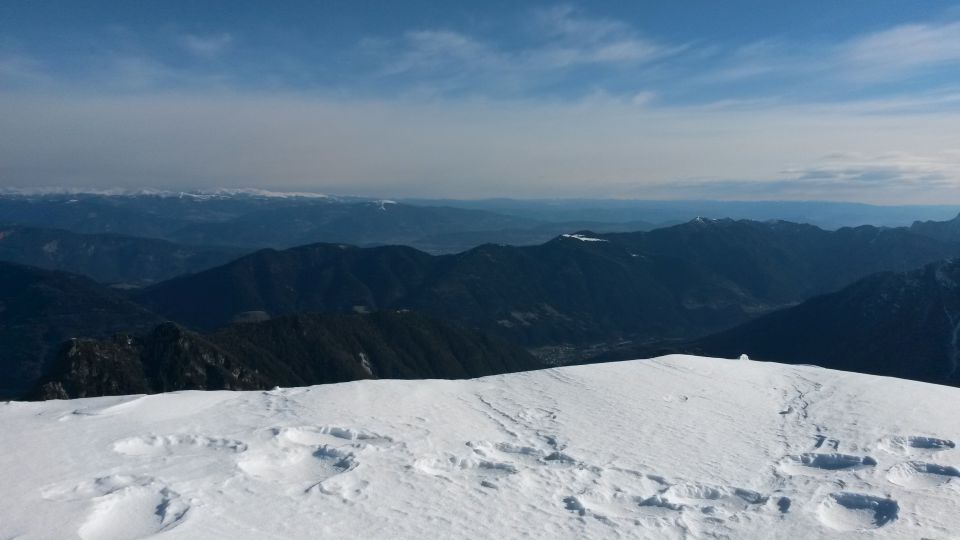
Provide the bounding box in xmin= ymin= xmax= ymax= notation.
xmin=1 ymin=355 xmax=958 ymax=539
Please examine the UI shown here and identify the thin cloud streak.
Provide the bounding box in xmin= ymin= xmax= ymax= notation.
xmin=702 ymin=18 xmax=960 ymax=89
xmin=177 ymin=32 xmax=234 ymax=60
xmin=358 ymin=5 xmax=682 ymax=97
xmin=843 ymin=21 xmax=960 ymax=79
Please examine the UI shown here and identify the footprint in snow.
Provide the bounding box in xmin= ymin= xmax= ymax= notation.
xmin=236 ymin=425 xmax=391 ymax=495
xmin=777 ymin=453 xmax=877 ymax=476
xmin=816 ymin=492 xmax=899 ymax=531
xmin=42 ymin=475 xmax=189 ymax=540
xmin=879 ymin=435 xmax=955 ymax=456
xmin=886 ymin=461 xmax=960 ymax=489
xmin=112 ymin=434 xmax=247 ymax=457
xmin=275 ymin=425 xmax=394 ymax=448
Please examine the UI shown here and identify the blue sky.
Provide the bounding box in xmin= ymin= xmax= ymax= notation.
xmin=2 ymin=1 xmax=960 ymax=202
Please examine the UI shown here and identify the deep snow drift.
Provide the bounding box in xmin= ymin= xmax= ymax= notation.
xmin=1 ymin=355 xmax=958 ymax=539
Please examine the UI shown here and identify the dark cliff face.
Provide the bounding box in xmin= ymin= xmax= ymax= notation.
xmin=34 ymin=323 xmax=272 ymax=400
xmin=32 ymin=312 xmax=544 ymax=400
xmin=0 ymin=262 xmax=162 ymax=400
xmin=656 ymin=258 xmax=960 ymax=387
xmin=135 ymin=218 xmax=960 ymax=347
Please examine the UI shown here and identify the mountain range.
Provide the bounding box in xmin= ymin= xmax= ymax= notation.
xmin=135 ymin=217 xmax=960 ymax=353
xmin=0 ymin=193 xmax=654 ymax=254
xmin=3 ymin=192 xmax=957 ymax=255
xmin=3 ymin=194 xmax=960 ymax=400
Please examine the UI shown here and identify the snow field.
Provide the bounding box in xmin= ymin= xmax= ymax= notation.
xmin=1 ymin=355 xmax=958 ymax=539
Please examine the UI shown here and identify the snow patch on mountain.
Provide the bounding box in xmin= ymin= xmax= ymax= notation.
xmin=561 ymin=233 xmax=608 ymax=242
xmin=1 ymin=355 xmax=958 ymax=539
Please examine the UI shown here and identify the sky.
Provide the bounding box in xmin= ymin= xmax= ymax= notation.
xmin=1 ymin=1 xmax=960 ymax=203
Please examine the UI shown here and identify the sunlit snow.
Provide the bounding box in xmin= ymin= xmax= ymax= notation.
xmin=1 ymin=355 xmax=958 ymax=539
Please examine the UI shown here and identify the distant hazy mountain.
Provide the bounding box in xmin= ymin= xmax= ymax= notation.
xmin=0 ymin=225 xmax=246 ymax=285
xmin=165 ymin=200 xmax=538 ymax=250
xmin=910 ymin=213 xmax=960 ymax=243
xmin=674 ymin=258 xmax=960 ymax=386
xmin=0 ymin=194 xmax=542 ymax=253
xmin=403 ymin=198 xmax=960 ymax=229
xmin=0 ymin=190 xmax=343 ymax=238
xmin=2 ymin=193 xmax=954 ymax=257
xmin=33 ymin=312 xmax=542 ymax=400
xmin=136 ymin=218 xmax=960 ymax=354
xmin=408 ymin=220 xmax=658 ymax=253
xmin=0 ymin=262 xmax=162 ymax=399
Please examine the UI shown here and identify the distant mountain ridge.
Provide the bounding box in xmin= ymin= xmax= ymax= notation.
xmin=33 ymin=312 xmax=543 ymax=400
xmin=135 ymin=217 xmax=960 ymax=354
xmin=910 ymin=212 xmax=960 ymax=244
xmin=164 ymin=201 xmax=540 ymax=250
xmin=0 ymin=225 xmax=246 ymax=285
xmin=2 ymin=193 xmax=956 ymax=258
xmin=0 ymin=194 xmax=544 ymax=253
xmin=404 ymin=198 xmax=960 ymax=230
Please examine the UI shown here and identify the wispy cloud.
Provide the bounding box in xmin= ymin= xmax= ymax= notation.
xmin=2 ymin=4 xmax=960 ymax=202
xmin=635 ymin=151 xmax=960 ymax=202
xmin=361 ymin=5 xmax=679 ymax=96
xmin=703 ymin=40 xmax=814 ymax=83
xmin=842 ymin=21 xmax=960 ymax=79
xmin=780 ymin=152 xmax=960 ymax=189
xmin=0 ymin=43 xmax=236 ymax=93
xmin=0 ymin=51 xmax=52 ymax=89
xmin=526 ymin=4 xmax=677 ymax=67
xmin=4 ymin=5 xmax=959 ymax=103
xmin=701 ymin=16 xmax=960 ymax=96
xmin=177 ymin=32 xmax=234 ymax=60
xmin=375 ymin=30 xmax=501 ymax=75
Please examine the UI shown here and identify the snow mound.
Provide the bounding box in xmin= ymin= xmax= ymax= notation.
xmin=2 ymin=355 xmax=959 ymax=539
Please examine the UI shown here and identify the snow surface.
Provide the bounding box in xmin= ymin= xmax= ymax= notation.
xmin=1 ymin=355 xmax=959 ymax=539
